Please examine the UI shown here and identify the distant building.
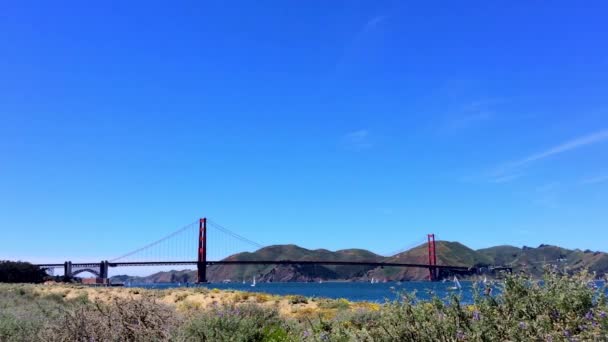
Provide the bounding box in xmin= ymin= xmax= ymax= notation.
xmin=82 ymin=277 xmax=108 ymax=285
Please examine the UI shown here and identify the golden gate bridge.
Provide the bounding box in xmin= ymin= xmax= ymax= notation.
xmin=35 ymin=218 xmax=486 ymax=283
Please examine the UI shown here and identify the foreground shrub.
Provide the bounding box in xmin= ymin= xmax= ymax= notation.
xmin=0 ymin=284 xmax=86 ymax=341
xmin=39 ymin=296 xmax=180 ymax=342
xmin=0 ymin=313 xmax=42 ymax=342
xmin=178 ymin=303 xmax=295 ymax=341
xmin=288 ymin=295 xmax=308 ymax=305
xmin=298 ymin=270 xmax=608 ymax=341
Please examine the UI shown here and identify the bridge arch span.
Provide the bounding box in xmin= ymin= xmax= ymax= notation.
xmin=72 ymin=268 xmax=100 ymax=277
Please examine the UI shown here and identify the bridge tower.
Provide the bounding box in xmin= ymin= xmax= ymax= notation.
xmin=99 ymin=260 xmax=109 ymax=282
xmin=427 ymin=234 xmax=437 ymax=281
xmin=197 ymin=218 xmax=207 ymax=283
xmin=63 ymin=261 xmax=72 ymax=278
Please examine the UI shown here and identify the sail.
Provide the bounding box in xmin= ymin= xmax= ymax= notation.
xmin=453 ymin=276 xmax=462 ymax=289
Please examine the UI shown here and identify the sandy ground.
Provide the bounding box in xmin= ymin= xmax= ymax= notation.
xmin=32 ymin=283 xmax=380 ymax=318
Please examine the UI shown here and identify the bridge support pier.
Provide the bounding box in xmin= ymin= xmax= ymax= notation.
xmin=64 ymin=261 xmax=72 ymax=279
xmin=197 ymin=218 xmax=207 ymax=283
xmin=99 ymin=260 xmax=109 ymax=283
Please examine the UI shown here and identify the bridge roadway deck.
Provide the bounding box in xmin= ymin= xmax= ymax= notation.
xmin=36 ymin=260 xmax=472 ymax=271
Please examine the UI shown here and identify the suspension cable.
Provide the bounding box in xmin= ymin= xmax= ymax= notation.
xmin=110 ymin=220 xmax=198 ymax=262
xmin=207 ymin=219 xmax=264 ymax=249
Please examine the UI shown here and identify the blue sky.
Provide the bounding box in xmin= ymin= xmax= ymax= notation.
xmin=1 ymin=1 xmax=607 ymax=263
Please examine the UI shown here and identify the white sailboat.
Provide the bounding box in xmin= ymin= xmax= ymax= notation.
xmin=370 ymin=277 xmax=375 ymax=284
xmin=448 ymin=276 xmax=462 ymax=290
xmin=251 ymin=276 xmax=256 ymax=287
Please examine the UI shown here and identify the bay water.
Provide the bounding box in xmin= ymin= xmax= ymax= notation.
xmin=126 ymin=281 xmax=483 ymax=303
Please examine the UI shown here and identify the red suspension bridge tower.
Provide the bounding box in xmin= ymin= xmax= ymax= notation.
xmin=197 ymin=218 xmax=207 ymax=283
xmin=427 ymin=233 xmax=437 ymax=281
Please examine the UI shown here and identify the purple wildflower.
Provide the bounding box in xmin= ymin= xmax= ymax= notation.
xmin=600 ymin=311 xmax=607 ymax=319
xmin=546 ymin=335 xmax=553 ymax=342
xmin=519 ymin=322 xmax=527 ymax=329
xmin=585 ymin=311 xmax=593 ymax=320
xmin=473 ymin=310 xmax=481 ymax=321
xmin=564 ymin=330 xmax=570 ymax=337
xmin=302 ymin=330 xmax=311 ymax=338
xmin=456 ymin=330 xmax=465 ymax=340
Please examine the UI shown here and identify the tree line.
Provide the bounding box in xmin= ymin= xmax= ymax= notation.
xmin=0 ymin=260 xmax=47 ymax=283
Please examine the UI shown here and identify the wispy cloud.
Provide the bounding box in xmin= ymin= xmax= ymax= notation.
xmin=581 ymin=174 xmax=608 ymax=185
xmin=511 ymin=130 xmax=608 ymax=167
xmin=439 ymin=99 xmax=500 ymax=133
xmin=341 ymin=130 xmax=372 ymax=151
xmin=491 ymin=129 xmax=608 ymax=183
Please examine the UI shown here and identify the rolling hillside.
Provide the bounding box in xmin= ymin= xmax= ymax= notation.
xmin=367 ymin=241 xmax=493 ymax=281
xmin=478 ymin=244 xmax=608 ymax=277
xmin=110 ymin=242 xmax=608 ymax=283
xmin=207 ymin=244 xmax=384 ymax=282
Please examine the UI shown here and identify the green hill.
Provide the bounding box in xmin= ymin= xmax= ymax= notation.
xmin=111 ymin=269 xmax=196 ymax=284
xmin=368 ymin=241 xmax=493 ymax=281
xmin=110 ymin=242 xmax=608 ymax=283
xmin=477 ymin=244 xmax=608 ymax=276
xmin=207 ymin=244 xmax=384 ymax=282
xmin=476 ymin=245 xmax=522 ymax=265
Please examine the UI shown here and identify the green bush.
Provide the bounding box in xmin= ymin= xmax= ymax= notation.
xmin=288 ymin=295 xmax=308 ymax=305
xmin=318 ymin=298 xmax=351 ymax=310
xmin=0 ymin=284 xmax=82 ymax=341
xmin=39 ymin=296 xmax=180 ymax=341
xmin=299 ymin=270 xmax=608 ymax=341
xmin=178 ymin=303 xmax=294 ymax=341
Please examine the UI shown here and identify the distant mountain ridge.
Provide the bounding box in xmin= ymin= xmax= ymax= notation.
xmin=477 ymin=244 xmax=608 ymax=277
xmin=110 ymin=242 xmax=608 ymax=283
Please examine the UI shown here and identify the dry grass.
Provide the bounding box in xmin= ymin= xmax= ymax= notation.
xmin=25 ymin=283 xmax=365 ymax=319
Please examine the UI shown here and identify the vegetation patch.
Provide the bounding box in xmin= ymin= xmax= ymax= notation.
xmin=1 ymin=270 xmax=607 ymax=341
xmin=288 ymin=295 xmax=308 ymax=305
